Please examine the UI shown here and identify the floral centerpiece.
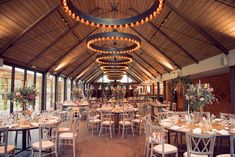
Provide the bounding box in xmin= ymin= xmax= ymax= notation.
xmin=8 ymin=85 xmax=37 ymax=111
xmin=72 ymin=87 xmax=83 ymax=100
xmin=112 ymin=86 xmax=126 ymax=100
xmin=185 ymin=81 xmax=217 ymax=112
xmin=86 ymin=89 xmax=93 ymax=99
xmin=133 ymin=88 xmax=139 ymax=98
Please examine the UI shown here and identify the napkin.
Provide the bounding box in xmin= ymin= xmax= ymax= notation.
xmin=217 ymin=129 xmax=229 ymax=135
xmin=31 ymin=122 xmax=39 ymax=127
xmin=9 ymin=124 xmax=17 ymax=128
xmin=192 ymin=128 xmax=202 ymax=134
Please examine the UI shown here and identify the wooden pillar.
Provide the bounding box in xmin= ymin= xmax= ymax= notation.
xmin=41 ymin=72 xmax=47 ymax=111
xmin=54 ymin=75 xmax=58 ymax=110
xmin=71 ymin=79 xmax=73 ymax=100
xmin=230 ymin=66 xmax=235 ymax=113
xmin=23 ymin=69 xmax=27 ymax=87
xmin=10 ymin=67 xmax=15 ymax=113
xmin=33 ymin=71 xmax=36 ymax=107
xmin=152 ymin=83 xmax=155 ymax=95
xmin=163 ymin=81 xmax=166 ymax=101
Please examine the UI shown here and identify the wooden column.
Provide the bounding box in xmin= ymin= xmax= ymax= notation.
xmin=152 ymin=83 xmax=155 ymax=95
xmin=163 ymin=81 xmax=166 ymax=101
xmin=230 ymin=66 xmax=235 ymax=113
xmin=23 ymin=69 xmax=27 ymax=87
xmin=54 ymin=75 xmax=58 ymax=110
xmin=10 ymin=67 xmax=15 ymax=113
xmin=71 ymin=79 xmax=73 ymax=100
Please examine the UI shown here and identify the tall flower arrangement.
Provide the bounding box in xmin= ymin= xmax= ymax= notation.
xmin=72 ymin=87 xmax=83 ymax=100
xmin=8 ymin=85 xmax=37 ymax=111
xmin=112 ymin=86 xmax=126 ymax=99
xmin=185 ymin=81 xmax=217 ymax=112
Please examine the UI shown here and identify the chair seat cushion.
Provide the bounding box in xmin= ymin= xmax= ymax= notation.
xmin=119 ymin=121 xmax=132 ymax=126
xmin=183 ymin=152 xmax=208 ymax=157
xmin=216 ymin=154 xmax=230 ymax=157
xmin=59 ymin=132 xmax=74 ymax=139
xmin=58 ymin=127 xmax=70 ymax=133
xmin=102 ymin=121 xmax=114 ymax=125
xmin=32 ymin=141 xmax=55 ymax=150
xmin=89 ymin=119 xmax=101 ymax=123
xmin=153 ymin=144 xmax=178 ymax=154
xmin=0 ymin=145 xmax=15 ymax=153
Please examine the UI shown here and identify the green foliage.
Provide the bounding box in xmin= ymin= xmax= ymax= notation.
xmin=170 ymin=76 xmax=191 ymax=94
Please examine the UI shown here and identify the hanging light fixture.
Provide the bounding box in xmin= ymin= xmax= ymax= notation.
xmin=96 ymin=54 xmax=132 ymax=65
xmin=100 ymin=65 xmax=129 ymax=71
xmin=61 ymin=0 xmax=164 ymax=28
xmin=104 ymin=71 xmax=126 ymax=76
xmin=86 ymin=32 xmax=141 ymax=54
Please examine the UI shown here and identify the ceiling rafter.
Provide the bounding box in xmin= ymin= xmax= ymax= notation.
xmin=126 ymin=71 xmax=142 ymax=83
xmin=27 ymin=8 xmax=99 ymax=66
xmin=165 ymin=0 xmax=229 ymax=55
xmin=0 ymin=3 xmax=60 ymax=57
xmin=129 ymin=64 xmax=150 ymax=80
xmin=132 ymin=56 xmax=157 ymax=77
xmin=130 ymin=8 xmax=198 ymax=64
xmin=127 ymin=69 xmax=145 ymax=82
xmin=133 ymin=52 xmax=163 ymax=75
xmin=86 ymin=71 xmax=100 ymax=83
xmin=46 ymin=28 xmax=99 ymax=72
xmin=84 ymin=69 xmax=100 ymax=82
xmin=72 ymin=58 xmax=98 ymax=78
xmin=131 ymin=27 xmax=182 ymax=69
xmin=88 ymin=72 xmax=103 ymax=84
xmin=67 ymin=52 xmax=96 ymax=76
xmin=137 ymin=49 xmax=171 ymax=73
xmin=82 ymin=67 xmax=100 ymax=82
xmin=91 ymin=73 xmax=104 ymax=83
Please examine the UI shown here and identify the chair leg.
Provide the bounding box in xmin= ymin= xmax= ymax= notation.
xmin=131 ymin=125 xmax=135 ymax=136
xmin=109 ymin=125 xmax=112 ymax=138
xmin=99 ymin=125 xmax=102 ymax=136
xmin=55 ymin=146 xmax=58 ymax=157
xmin=73 ymin=139 xmax=76 ymax=157
xmin=31 ymin=148 xmax=34 ymax=157
xmin=14 ymin=131 xmax=18 ymax=146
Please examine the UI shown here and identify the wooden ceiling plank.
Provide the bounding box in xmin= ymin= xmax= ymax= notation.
xmin=27 ymin=8 xmax=99 ymax=66
xmin=136 ymin=49 xmax=170 ymax=73
xmin=166 ymin=0 xmax=229 ymax=55
xmin=126 ymin=71 xmax=142 ymax=83
xmin=46 ymin=28 xmax=99 ymax=72
xmin=131 ymin=27 xmax=182 ymax=69
xmin=128 ymin=69 xmax=145 ymax=82
xmin=88 ymin=72 xmax=103 ymax=84
xmin=0 ymin=3 xmax=60 ymax=57
xmin=129 ymin=64 xmax=150 ymax=80
xmin=132 ymin=56 xmax=158 ymax=77
xmin=82 ymin=67 xmax=100 ymax=82
xmin=130 ymin=8 xmax=199 ymax=63
xmin=68 ymin=52 xmax=96 ymax=77
xmin=74 ymin=59 xmax=98 ymax=79
xmin=133 ymin=52 xmax=162 ymax=75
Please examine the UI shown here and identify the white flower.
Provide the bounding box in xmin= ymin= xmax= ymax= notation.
xmin=200 ymin=98 xmax=204 ymax=101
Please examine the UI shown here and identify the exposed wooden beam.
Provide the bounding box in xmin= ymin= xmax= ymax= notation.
xmin=0 ymin=3 xmax=60 ymax=56
xmin=83 ymin=69 xmax=100 ymax=82
xmin=138 ymin=49 xmax=171 ymax=73
xmin=87 ymin=71 xmax=101 ymax=83
xmin=131 ymin=28 xmax=182 ymax=69
xmin=133 ymin=53 xmax=162 ymax=75
xmin=129 ymin=64 xmax=150 ymax=80
xmin=130 ymin=8 xmax=199 ymax=64
xmin=46 ymin=28 xmax=99 ymax=72
xmin=92 ymin=73 xmax=103 ymax=83
xmin=128 ymin=69 xmax=145 ymax=82
xmin=132 ymin=56 xmax=158 ymax=77
xmin=126 ymin=71 xmax=142 ymax=83
xmin=72 ymin=58 xmax=97 ymax=78
xmin=82 ymin=67 xmax=100 ymax=81
xmin=88 ymin=72 xmax=103 ymax=84
xmin=165 ymin=0 xmax=229 ymax=55
xmin=67 ymin=52 xmax=96 ymax=76
xmin=27 ymin=8 xmax=99 ymax=66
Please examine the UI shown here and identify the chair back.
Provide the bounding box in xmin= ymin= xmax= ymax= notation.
xmin=185 ymin=133 xmax=216 ymax=157
xmin=38 ymin=122 xmax=59 ymax=151
xmin=121 ymin=110 xmax=134 ymax=122
xmin=72 ymin=117 xmax=80 ymax=138
xmin=171 ymin=102 xmax=177 ymax=111
xmin=142 ymin=115 xmax=151 ymax=135
xmin=100 ymin=110 xmax=113 ymax=123
xmin=154 ymin=112 xmax=171 ymax=124
xmin=230 ymin=135 xmax=235 ymax=157
xmin=148 ymin=124 xmax=165 ymax=146
xmin=0 ymin=126 xmax=9 ymax=154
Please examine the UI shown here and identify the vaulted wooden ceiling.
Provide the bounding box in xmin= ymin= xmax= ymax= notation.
xmin=0 ymin=0 xmax=235 ymax=83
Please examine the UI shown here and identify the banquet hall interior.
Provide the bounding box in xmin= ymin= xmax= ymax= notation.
xmin=0 ymin=0 xmax=235 ymax=157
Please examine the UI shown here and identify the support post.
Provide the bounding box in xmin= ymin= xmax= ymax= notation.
xmin=54 ymin=75 xmax=58 ymax=110
xmin=230 ymin=66 xmax=235 ymax=113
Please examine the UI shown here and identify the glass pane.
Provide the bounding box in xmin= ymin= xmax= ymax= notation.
xmin=35 ymin=73 xmax=42 ymax=112
xmin=58 ymin=77 xmax=64 ymax=102
xmin=67 ymin=79 xmax=71 ymax=101
xmin=26 ymin=70 xmax=34 ymax=87
xmin=0 ymin=65 xmax=12 ymax=111
xmin=14 ymin=68 xmax=24 ymax=90
xmin=46 ymin=75 xmax=55 ymax=110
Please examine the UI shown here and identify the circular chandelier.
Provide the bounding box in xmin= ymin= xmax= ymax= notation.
xmin=61 ymin=0 xmax=164 ymax=28
xmin=96 ymin=54 xmax=132 ymax=65
xmin=100 ymin=65 xmax=128 ymax=71
xmin=107 ymin=76 xmax=123 ymax=80
xmin=86 ymin=32 xmax=141 ymax=54
xmin=104 ymin=71 xmax=126 ymax=76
